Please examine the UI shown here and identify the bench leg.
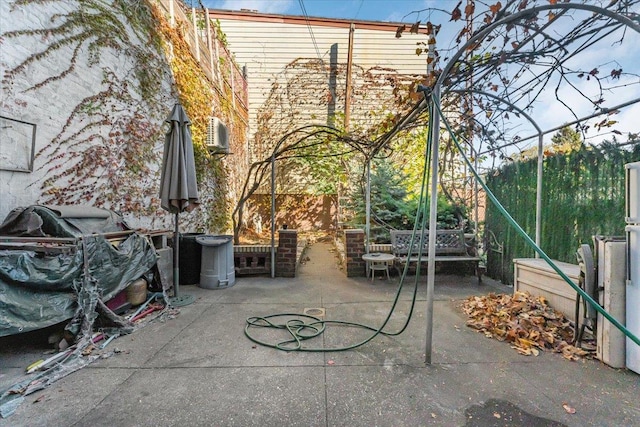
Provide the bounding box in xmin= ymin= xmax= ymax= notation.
xmin=393 ymin=264 xmax=399 ymax=276
xmin=394 ymin=263 xmax=403 ymax=277
xmin=476 ymin=262 xmax=483 ymax=284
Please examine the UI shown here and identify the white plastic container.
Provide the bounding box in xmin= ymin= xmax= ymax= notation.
xmin=625 ymin=162 xmax=640 ymax=223
xmin=196 ymin=235 xmax=236 ymax=289
xmin=626 ymin=225 xmax=640 ymax=373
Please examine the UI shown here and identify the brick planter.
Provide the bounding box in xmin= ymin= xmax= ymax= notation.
xmin=344 ymin=229 xmax=365 ymax=277
xmin=234 ymin=245 xmax=271 ymax=275
xmin=276 ymin=229 xmax=298 ymax=277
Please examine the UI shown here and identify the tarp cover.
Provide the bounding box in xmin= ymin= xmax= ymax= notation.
xmin=0 ymin=206 xmax=158 ymax=337
xmin=0 ymin=205 xmax=128 ymax=237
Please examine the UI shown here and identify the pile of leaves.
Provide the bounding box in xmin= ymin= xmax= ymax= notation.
xmin=461 ymin=292 xmax=590 ymax=360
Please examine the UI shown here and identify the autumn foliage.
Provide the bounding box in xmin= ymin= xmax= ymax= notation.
xmin=462 ymin=292 xmax=590 ymax=360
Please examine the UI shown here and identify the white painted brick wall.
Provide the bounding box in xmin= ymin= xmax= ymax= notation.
xmin=0 ymin=0 xmax=175 ymax=229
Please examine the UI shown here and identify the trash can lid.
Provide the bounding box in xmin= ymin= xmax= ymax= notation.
xmin=196 ymin=235 xmax=232 ymax=246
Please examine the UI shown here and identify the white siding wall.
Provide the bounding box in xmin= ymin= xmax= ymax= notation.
xmin=211 ymin=12 xmax=429 ymax=160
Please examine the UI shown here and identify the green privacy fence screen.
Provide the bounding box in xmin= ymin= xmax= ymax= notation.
xmin=484 ymin=141 xmax=640 ymax=285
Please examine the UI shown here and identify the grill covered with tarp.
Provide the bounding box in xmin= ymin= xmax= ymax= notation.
xmin=0 ymin=205 xmax=158 ymax=337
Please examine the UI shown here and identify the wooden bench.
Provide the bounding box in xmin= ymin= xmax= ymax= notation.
xmin=390 ymin=229 xmax=482 ymax=282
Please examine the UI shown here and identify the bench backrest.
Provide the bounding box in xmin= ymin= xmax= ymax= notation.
xmin=390 ymin=229 xmax=467 ymax=257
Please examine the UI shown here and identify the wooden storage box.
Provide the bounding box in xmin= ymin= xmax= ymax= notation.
xmin=513 ymin=258 xmax=581 ymax=323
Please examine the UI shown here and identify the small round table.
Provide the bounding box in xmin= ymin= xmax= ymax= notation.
xmin=362 ymin=253 xmax=395 ymax=281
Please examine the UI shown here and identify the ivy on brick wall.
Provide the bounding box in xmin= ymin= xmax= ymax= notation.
xmin=150 ymin=4 xmax=233 ymax=232
xmin=3 ymin=0 xmax=168 ymax=218
xmin=2 ymin=0 xmax=236 ymax=231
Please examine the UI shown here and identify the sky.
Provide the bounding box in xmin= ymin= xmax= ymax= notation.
xmin=202 ymin=0 xmax=446 ymax=23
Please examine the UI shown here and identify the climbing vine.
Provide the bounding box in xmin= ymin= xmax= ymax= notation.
xmin=151 ymin=3 xmax=245 ymax=232
xmin=2 ymin=0 xmax=169 ymax=219
xmin=2 ymin=0 xmax=247 ymax=232
xmin=6 ymin=0 xmax=163 ymax=98
xmin=231 ymin=56 xmax=445 ymax=240
xmin=37 ymin=70 xmax=162 ymax=213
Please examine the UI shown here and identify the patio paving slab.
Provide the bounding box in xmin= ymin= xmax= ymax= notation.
xmin=1 ymin=240 xmax=638 ymax=427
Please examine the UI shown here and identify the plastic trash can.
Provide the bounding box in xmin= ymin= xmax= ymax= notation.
xmin=196 ymin=235 xmax=236 ymax=289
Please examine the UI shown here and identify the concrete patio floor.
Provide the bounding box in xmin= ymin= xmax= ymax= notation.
xmin=1 ymin=241 xmax=638 ymax=426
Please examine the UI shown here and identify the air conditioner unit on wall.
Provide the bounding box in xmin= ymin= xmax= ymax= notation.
xmin=206 ymin=117 xmax=229 ymax=154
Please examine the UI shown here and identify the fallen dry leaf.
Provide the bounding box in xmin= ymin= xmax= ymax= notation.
xmin=562 ymin=403 xmax=576 ymax=414
xmin=461 ymin=292 xmax=592 ymax=359
xmin=493 ymin=412 xmax=501 ymax=419
xmin=327 ymin=360 xmax=335 ymax=365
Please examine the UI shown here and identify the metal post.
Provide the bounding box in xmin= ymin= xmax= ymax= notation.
xmin=169 ymin=212 xmax=194 ymax=306
xmin=205 ymin=8 xmax=212 ymax=49
xmin=270 ymin=154 xmax=276 ymax=278
xmin=212 ymin=24 xmax=222 ymax=88
xmin=474 ymin=148 xmax=479 ymax=238
xmin=425 ymin=39 xmax=440 ymax=365
xmin=231 ymin=58 xmax=236 ymax=109
xmin=206 ymin=8 xmax=215 ymax=78
xmin=535 ymin=134 xmax=543 ymax=256
xmin=425 ymin=85 xmax=441 ymax=365
xmin=173 ymin=212 xmax=180 ymax=297
xmin=345 ymin=23 xmax=355 ymax=132
xmin=365 ymin=158 xmax=371 ymax=254
xmin=192 ymin=8 xmax=200 ymax=62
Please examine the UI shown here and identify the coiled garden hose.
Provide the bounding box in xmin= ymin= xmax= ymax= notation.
xmin=245 ymin=111 xmax=437 ymax=352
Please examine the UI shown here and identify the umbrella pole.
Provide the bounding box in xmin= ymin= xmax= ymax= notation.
xmin=169 ymin=211 xmax=195 ymax=307
xmin=173 ymin=211 xmax=180 ymax=298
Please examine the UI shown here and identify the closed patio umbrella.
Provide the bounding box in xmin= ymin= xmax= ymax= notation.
xmin=160 ymin=103 xmax=199 ymax=306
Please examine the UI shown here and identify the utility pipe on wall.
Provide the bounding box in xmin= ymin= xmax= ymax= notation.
xmin=345 ymin=23 xmax=355 ymax=132
xmin=271 ymin=153 xmax=276 ymax=278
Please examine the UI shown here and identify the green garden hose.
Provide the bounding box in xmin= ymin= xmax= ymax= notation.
xmin=245 ymin=104 xmax=437 ymax=352
xmin=431 ymin=94 xmax=640 ymax=348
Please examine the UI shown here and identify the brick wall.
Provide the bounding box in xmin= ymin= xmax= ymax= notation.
xmin=344 ymin=229 xmax=365 ymax=277
xmin=0 ymin=2 xmax=248 ymax=232
xmin=247 ymin=194 xmax=337 ymax=232
xmin=276 ymin=229 xmax=298 ymax=277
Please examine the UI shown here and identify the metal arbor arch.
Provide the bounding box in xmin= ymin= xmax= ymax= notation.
xmin=422 ymin=1 xmax=640 ymax=363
